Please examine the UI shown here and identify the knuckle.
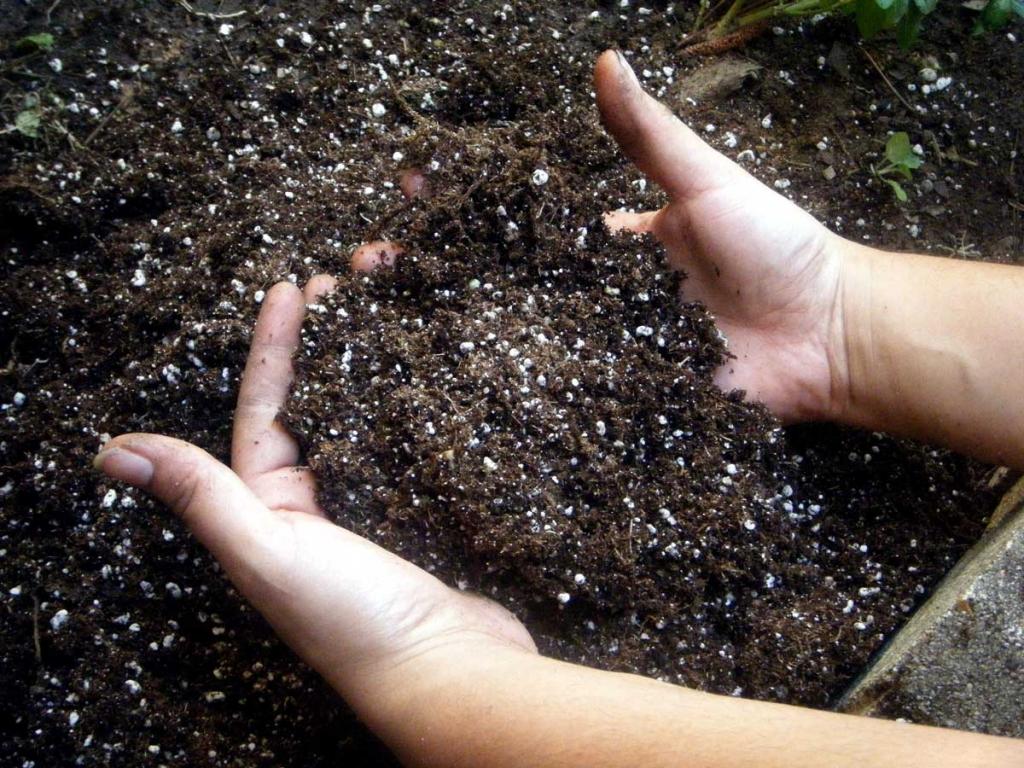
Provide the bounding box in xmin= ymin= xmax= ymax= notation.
xmin=164 ymin=458 xmax=207 ymax=522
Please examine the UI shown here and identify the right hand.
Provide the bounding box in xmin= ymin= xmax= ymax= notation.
xmin=596 ymin=50 xmax=852 ymax=423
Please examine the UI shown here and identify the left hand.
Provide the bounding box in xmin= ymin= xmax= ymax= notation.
xmin=94 ymin=275 xmax=535 ymax=714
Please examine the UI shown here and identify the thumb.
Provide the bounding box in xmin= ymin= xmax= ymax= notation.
xmin=94 ymin=433 xmax=284 ymax=582
xmin=594 ymin=49 xmax=742 ymax=200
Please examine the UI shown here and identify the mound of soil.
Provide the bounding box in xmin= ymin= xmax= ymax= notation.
xmin=286 ymin=106 xmax=988 ymax=702
xmin=0 ymin=0 xmax=1018 ymax=765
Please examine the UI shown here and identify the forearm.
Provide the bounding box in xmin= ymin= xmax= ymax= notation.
xmin=350 ymin=645 xmax=1021 ymax=768
xmin=833 ymin=239 xmax=1024 ymax=469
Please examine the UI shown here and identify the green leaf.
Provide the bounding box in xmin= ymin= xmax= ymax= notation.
xmin=913 ymin=0 xmax=937 ymax=12
xmin=897 ymin=2 xmax=924 ymax=47
xmin=856 ymin=0 xmax=909 ymax=36
xmin=1013 ymin=0 xmax=1024 ymax=18
xmin=856 ymin=0 xmax=891 ymax=36
xmin=885 ymin=132 xmax=914 ymax=166
xmin=901 ymin=153 xmax=923 ymax=170
xmin=14 ymin=32 xmax=55 ymax=54
xmin=884 ymin=178 xmax=908 ymax=202
xmin=14 ymin=109 xmax=41 ymax=138
xmin=976 ymin=0 xmax=1012 ymax=30
xmin=889 ymin=0 xmax=911 ymax=23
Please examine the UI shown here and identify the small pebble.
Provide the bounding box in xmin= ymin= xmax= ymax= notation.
xmin=50 ymin=609 xmax=70 ymax=631
xmin=531 ymin=169 xmax=549 ymax=186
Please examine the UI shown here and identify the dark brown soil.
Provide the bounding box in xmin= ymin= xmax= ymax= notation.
xmin=0 ymin=1 xmax=1019 ymax=766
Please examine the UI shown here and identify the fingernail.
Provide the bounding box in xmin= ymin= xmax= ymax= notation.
xmin=614 ymin=50 xmax=640 ymax=87
xmin=94 ymin=447 xmax=154 ymax=487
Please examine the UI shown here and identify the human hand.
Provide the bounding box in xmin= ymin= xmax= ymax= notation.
xmin=595 ymin=50 xmax=852 ymax=423
xmin=93 ymin=277 xmax=535 ymax=715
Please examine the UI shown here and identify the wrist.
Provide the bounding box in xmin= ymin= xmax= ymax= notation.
xmin=820 ymin=236 xmax=884 ymax=428
xmin=333 ymin=597 xmax=538 ymax=733
xmin=350 ymin=638 xmax=540 ymax=763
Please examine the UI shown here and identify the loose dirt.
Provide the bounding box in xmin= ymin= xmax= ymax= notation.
xmin=1 ymin=1 xmax=1019 ymax=765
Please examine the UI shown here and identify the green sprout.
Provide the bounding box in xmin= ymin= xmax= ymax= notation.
xmin=14 ymin=108 xmax=42 ymax=138
xmin=872 ymin=132 xmax=923 ymax=203
xmin=14 ymin=32 xmax=55 ymax=54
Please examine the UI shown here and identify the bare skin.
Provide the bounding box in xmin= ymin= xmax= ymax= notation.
xmin=596 ymin=51 xmax=1024 ymax=467
xmin=92 ymin=49 xmax=1024 ymax=767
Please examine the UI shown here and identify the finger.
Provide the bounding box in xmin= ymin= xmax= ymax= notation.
xmin=352 ymin=240 xmax=403 ymax=272
xmin=399 ymin=167 xmax=428 ymax=199
xmin=246 ymin=467 xmax=322 ymax=517
xmin=594 ymin=49 xmax=743 ymax=200
xmin=303 ymin=273 xmax=337 ymax=304
xmin=603 ymin=209 xmax=659 ymax=235
xmin=95 ymin=434 xmax=284 ymax=583
xmin=232 ymin=281 xmax=305 ymax=481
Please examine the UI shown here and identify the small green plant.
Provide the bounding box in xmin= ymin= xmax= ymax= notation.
xmin=872 ymin=132 xmax=923 ymax=202
xmin=691 ymin=0 xmax=1022 ymax=51
xmin=3 ymin=34 xmax=61 ymax=141
xmin=972 ymin=0 xmax=1024 ymax=33
xmin=14 ymin=32 xmax=55 ymax=54
xmin=14 ymin=107 xmax=42 ymax=138
xmin=3 ymin=94 xmax=61 ymax=141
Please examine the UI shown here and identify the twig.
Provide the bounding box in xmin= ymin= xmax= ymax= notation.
xmin=52 ymin=119 xmax=85 ymax=152
xmin=32 ymin=595 xmax=42 ymax=664
xmin=84 ymin=86 xmax=134 ymax=147
xmin=860 ymin=47 xmax=917 ymax=115
xmin=46 ymin=0 xmax=62 ymax=25
xmin=176 ymin=0 xmax=247 ymax=20
xmin=219 ymin=37 xmax=239 ymax=67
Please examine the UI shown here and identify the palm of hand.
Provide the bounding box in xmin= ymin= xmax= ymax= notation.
xmin=96 ymin=277 xmax=534 ymax=702
xmin=664 ymin=182 xmax=843 ymax=421
xmin=597 ymin=51 xmax=844 ymax=422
